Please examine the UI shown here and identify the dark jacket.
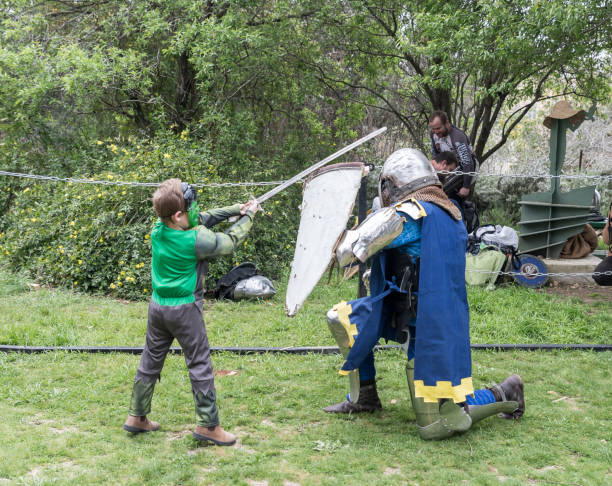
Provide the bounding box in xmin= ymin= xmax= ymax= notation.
xmin=430 ymin=125 xmax=476 ymax=190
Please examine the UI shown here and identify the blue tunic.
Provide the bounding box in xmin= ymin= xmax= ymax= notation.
xmin=337 ymin=201 xmax=474 ymax=403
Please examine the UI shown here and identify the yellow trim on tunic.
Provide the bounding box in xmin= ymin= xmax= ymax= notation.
xmin=414 ymin=377 xmax=475 ymax=403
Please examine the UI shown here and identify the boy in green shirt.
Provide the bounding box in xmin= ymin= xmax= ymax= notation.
xmin=123 ymin=178 xmax=259 ymax=446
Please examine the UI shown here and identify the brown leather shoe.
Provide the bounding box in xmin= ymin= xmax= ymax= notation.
xmin=123 ymin=415 xmax=160 ymax=433
xmin=193 ymin=425 xmax=236 ymax=446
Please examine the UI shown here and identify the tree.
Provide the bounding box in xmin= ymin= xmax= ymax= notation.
xmin=0 ymin=0 xmax=358 ymax=179
xmin=0 ymin=0 xmax=609 ymax=174
xmin=289 ymin=0 xmax=611 ymax=163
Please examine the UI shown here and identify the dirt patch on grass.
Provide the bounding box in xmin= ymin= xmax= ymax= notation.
xmin=384 ymin=467 xmax=402 ymax=476
xmin=234 ymin=439 xmax=256 ymax=454
xmin=214 ymin=369 xmax=240 ymax=377
xmin=166 ymin=429 xmax=191 ymax=441
xmin=50 ymin=426 xmax=79 ymax=434
xmin=547 ymin=391 xmax=582 ymax=411
xmin=26 ymin=461 xmax=79 ymax=481
xmin=537 ymin=284 xmax=612 ymax=305
xmin=536 ymin=465 xmax=564 ymax=472
xmin=23 ymin=413 xmax=56 ymax=426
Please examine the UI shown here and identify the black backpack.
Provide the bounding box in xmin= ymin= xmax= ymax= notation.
xmin=213 ymin=262 xmax=260 ymax=300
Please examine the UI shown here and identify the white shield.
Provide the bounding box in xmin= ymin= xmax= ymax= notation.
xmin=285 ymin=162 xmax=367 ymax=316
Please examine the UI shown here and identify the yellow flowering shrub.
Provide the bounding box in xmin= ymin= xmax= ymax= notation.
xmin=0 ymin=133 xmax=301 ymax=299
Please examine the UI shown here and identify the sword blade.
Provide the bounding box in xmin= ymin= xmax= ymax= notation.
xmin=256 ymin=126 xmax=387 ymax=204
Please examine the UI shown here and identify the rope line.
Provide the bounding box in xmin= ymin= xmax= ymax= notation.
xmin=1 ymin=170 xmax=609 ymax=279
xmin=1 ymin=169 xmax=611 ymax=188
xmin=0 ymin=170 xmax=292 ymax=188
xmin=372 ymin=166 xmax=612 ymax=182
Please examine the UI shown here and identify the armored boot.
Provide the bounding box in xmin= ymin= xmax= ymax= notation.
xmin=323 ymin=379 xmax=382 ymax=413
xmin=124 ymin=378 xmax=160 ymax=433
xmin=468 ymin=374 xmax=524 ymax=424
xmin=405 ymin=360 xmax=472 ymax=440
xmin=324 ymin=306 xmax=381 ymax=413
xmin=491 ymin=374 xmax=525 ymax=419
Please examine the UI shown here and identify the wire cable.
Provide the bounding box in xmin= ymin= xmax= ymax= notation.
xmin=1 ymin=169 xmax=611 ymax=187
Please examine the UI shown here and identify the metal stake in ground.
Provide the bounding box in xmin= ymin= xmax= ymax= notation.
xmin=255 ymin=127 xmax=387 ymax=204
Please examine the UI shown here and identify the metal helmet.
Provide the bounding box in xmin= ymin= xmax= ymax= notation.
xmin=378 ymin=148 xmax=440 ymax=206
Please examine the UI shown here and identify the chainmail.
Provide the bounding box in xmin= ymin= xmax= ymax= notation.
xmin=404 ymin=185 xmax=462 ymax=221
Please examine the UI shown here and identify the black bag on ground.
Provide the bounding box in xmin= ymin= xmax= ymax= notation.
xmin=593 ymin=257 xmax=612 ymax=286
xmin=594 ymin=202 xmax=612 ymax=286
xmin=213 ymin=262 xmax=259 ymax=300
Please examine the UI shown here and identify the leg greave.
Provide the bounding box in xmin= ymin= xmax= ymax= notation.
xmin=405 ymin=360 xmax=472 ymax=440
xmin=194 ymin=390 xmax=219 ymax=428
xmin=129 ymin=378 xmax=156 ymax=417
xmin=468 ymin=401 xmax=519 ymax=424
xmin=327 ymin=307 xmax=360 ymax=403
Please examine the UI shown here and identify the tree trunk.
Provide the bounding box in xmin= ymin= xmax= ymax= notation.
xmin=174 ymin=51 xmax=198 ymax=130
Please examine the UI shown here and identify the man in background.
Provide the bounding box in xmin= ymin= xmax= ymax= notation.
xmin=429 ymin=115 xmax=480 ymax=232
xmin=429 ymin=110 xmax=476 ymax=201
xmin=431 ymin=151 xmax=458 ymax=185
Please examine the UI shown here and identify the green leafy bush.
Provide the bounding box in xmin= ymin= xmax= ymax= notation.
xmin=0 ymin=134 xmax=299 ymax=300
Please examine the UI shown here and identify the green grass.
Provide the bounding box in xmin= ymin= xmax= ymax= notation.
xmin=1 ymin=273 xmax=610 ymax=348
xmin=0 ymin=270 xmax=611 ymax=485
xmin=1 ymin=351 xmax=611 ymax=485
xmin=0 ymin=270 xmax=30 ymax=298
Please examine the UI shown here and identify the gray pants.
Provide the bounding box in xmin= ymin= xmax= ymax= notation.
xmin=130 ymin=298 xmax=219 ymax=426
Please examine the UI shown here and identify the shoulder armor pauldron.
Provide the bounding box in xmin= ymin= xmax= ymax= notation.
xmin=394 ymin=199 xmax=427 ymax=220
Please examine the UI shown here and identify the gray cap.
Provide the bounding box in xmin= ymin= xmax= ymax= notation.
xmin=378 ymin=148 xmax=440 ymax=205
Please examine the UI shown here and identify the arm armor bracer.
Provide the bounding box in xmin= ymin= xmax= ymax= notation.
xmin=335 ymin=207 xmax=405 ymax=267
